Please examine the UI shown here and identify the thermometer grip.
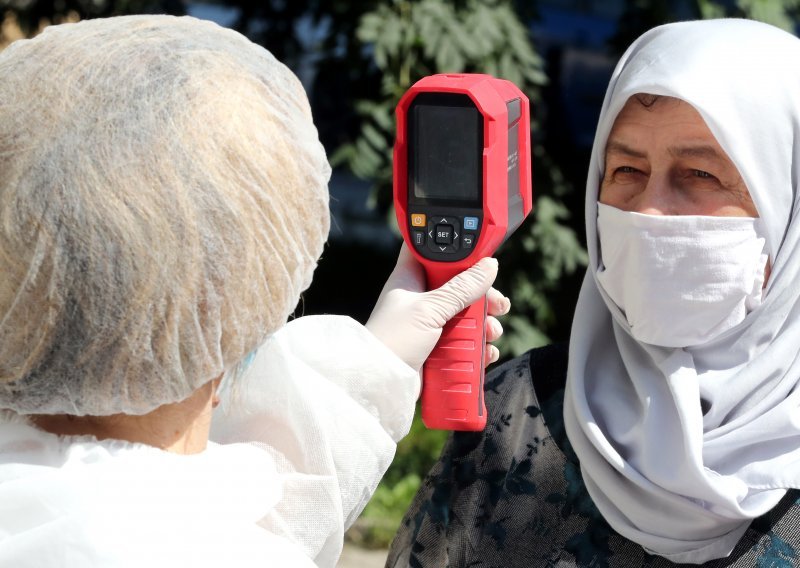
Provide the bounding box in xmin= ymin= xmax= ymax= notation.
xmin=421 ymin=294 xmax=487 ymax=431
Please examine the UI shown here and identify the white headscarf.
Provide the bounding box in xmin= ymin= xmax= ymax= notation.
xmin=564 ymin=19 xmax=800 ymax=564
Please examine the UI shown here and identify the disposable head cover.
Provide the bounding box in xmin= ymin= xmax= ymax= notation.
xmin=564 ymin=19 xmax=800 ymax=563
xmin=0 ymin=15 xmax=331 ymax=415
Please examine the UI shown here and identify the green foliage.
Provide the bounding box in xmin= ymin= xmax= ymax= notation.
xmin=609 ymin=0 xmax=694 ymax=54
xmin=349 ymin=472 xmax=423 ymax=548
xmin=611 ymin=0 xmax=800 ymax=56
xmin=338 ymin=0 xmax=588 ymax=549
xmin=0 ymin=0 xmax=184 ymax=35
xmin=387 ymin=405 xmax=450 ymax=487
xmin=350 ymin=408 xmax=448 ymax=548
xmin=715 ymin=0 xmax=800 ymax=30
xmin=696 ymin=0 xmax=728 ymax=18
xmin=613 ymin=0 xmax=799 ymax=54
xmin=336 ymin=0 xmax=586 ymax=358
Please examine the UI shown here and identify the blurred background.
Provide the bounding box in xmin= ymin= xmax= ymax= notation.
xmin=2 ymin=0 xmax=798 ymax=557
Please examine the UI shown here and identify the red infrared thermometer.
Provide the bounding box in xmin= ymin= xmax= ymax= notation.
xmin=393 ymin=74 xmax=533 ymax=431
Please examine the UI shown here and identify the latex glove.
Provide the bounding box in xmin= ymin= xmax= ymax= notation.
xmin=366 ymin=244 xmax=511 ymax=373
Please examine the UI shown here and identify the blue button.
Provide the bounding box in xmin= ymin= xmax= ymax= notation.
xmin=463 ymin=217 xmax=479 ymax=230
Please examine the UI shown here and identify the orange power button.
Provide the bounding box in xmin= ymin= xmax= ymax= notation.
xmin=411 ymin=213 xmax=426 ymax=227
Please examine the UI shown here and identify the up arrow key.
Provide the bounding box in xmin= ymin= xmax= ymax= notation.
xmin=440 ymin=217 xmax=447 ymax=223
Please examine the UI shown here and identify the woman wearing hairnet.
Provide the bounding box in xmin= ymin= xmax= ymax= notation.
xmin=388 ymin=18 xmax=800 ymax=567
xmin=0 ymin=15 xmax=508 ymax=567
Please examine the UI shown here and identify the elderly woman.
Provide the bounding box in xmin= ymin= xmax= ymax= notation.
xmin=388 ymin=18 xmax=800 ymax=567
xmin=0 ymin=15 xmax=507 ymax=567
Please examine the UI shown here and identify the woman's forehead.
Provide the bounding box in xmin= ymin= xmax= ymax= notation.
xmin=606 ymin=95 xmax=728 ymax=158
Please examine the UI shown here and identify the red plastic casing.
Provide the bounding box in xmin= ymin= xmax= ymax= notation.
xmin=394 ymin=74 xmax=532 ymax=431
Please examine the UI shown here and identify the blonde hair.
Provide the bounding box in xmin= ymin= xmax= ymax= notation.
xmin=0 ymin=15 xmax=331 ymax=415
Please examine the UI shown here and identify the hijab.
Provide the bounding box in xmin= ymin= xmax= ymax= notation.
xmin=564 ymin=18 xmax=800 ymax=564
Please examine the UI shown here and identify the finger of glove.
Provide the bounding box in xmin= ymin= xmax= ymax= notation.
xmin=381 ymin=243 xmax=426 ymax=295
xmin=424 ymin=257 xmax=499 ymax=328
xmin=485 ymin=316 xmax=503 ymax=343
xmin=487 ymin=287 xmax=510 ymax=317
xmin=484 ymin=344 xmax=500 ymax=366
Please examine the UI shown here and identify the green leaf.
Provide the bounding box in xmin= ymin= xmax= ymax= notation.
xmin=436 ymin=35 xmax=466 ymax=72
xmin=697 ymin=0 xmax=727 ymax=19
xmin=328 ymin=143 xmax=355 ymax=168
xmin=737 ymin=0 xmax=800 ymax=30
xmin=497 ymin=315 xmax=550 ymax=356
xmin=361 ymin=121 xmax=388 ymax=154
xmin=357 ymin=12 xmax=384 ymax=42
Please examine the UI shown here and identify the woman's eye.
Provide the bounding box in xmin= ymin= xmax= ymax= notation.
xmin=693 ymin=169 xmax=715 ymax=179
xmin=616 ymin=166 xmax=638 ymax=174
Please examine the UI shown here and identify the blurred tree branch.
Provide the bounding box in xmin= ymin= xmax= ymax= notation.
xmin=0 ymin=0 xmax=184 ymax=40
xmin=334 ymin=0 xmax=587 ymax=354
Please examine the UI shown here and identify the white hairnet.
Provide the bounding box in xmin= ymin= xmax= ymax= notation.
xmin=0 ymin=15 xmax=331 ymax=415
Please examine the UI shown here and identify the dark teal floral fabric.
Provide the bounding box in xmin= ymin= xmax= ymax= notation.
xmin=386 ymin=344 xmax=800 ymax=568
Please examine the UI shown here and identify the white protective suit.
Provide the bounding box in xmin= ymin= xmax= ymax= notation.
xmin=0 ymin=316 xmax=418 ymax=567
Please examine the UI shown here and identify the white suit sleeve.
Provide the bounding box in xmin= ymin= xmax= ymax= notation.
xmin=209 ymin=315 xmax=419 ymax=568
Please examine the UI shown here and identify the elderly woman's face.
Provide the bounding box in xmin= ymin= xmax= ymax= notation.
xmin=599 ymin=96 xmax=758 ymax=217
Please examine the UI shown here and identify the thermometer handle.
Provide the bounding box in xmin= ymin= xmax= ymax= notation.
xmin=421 ymin=266 xmax=487 ymax=431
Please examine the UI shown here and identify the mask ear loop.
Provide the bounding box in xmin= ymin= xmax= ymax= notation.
xmin=216 ymin=348 xmax=260 ymax=414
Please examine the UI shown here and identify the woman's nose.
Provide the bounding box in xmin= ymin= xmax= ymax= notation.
xmin=631 ymin=174 xmax=672 ymax=215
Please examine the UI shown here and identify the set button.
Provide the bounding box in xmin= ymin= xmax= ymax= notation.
xmin=435 ymin=224 xmax=454 ymax=245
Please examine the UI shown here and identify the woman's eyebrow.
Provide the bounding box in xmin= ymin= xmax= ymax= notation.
xmin=605 ymin=140 xmax=646 ymax=158
xmin=668 ymin=144 xmax=726 ymax=161
xmin=606 ymin=140 xmax=729 ymax=163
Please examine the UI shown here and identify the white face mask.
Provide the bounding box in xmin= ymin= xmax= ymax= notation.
xmin=595 ymin=203 xmax=768 ymax=348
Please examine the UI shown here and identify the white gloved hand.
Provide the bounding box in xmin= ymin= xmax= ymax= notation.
xmin=366 ymin=244 xmax=510 ymax=373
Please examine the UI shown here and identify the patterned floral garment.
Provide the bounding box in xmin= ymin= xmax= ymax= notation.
xmin=387 ymin=344 xmax=800 ymax=568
